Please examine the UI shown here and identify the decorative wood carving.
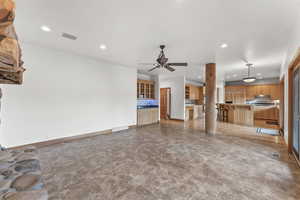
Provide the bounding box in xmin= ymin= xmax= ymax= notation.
xmin=0 ymin=0 xmax=25 ymax=84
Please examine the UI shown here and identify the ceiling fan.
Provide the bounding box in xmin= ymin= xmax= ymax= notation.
xmin=144 ymin=45 xmax=188 ymax=72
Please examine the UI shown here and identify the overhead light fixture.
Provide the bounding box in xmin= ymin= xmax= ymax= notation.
xmin=40 ymin=25 xmax=51 ymax=32
xmin=243 ymin=77 xmax=257 ymax=83
xmin=257 ymin=73 xmax=262 ymax=76
xmin=233 ymin=74 xmax=237 ymax=77
xmin=243 ymin=63 xmax=256 ymax=83
xmin=221 ymin=43 xmax=228 ymax=48
xmin=100 ymin=44 xmax=107 ymax=50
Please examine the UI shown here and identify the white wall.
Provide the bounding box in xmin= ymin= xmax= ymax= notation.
xmin=217 ymin=82 xmax=225 ymax=103
xmin=186 ymin=79 xmax=204 ymax=87
xmin=159 ymin=76 xmax=185 ymax=120
xmin=0 ymin=43 xmax=137 ymax=148
xmin=137 ymin=73 xmax=152 ymax=81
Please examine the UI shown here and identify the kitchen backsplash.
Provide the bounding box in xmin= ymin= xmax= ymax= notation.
xmin=137 ymin=99 xmax=159 ymax=107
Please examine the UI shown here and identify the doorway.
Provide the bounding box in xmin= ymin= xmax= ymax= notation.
xmin=160 ymin=88 xmax=171 ymax=120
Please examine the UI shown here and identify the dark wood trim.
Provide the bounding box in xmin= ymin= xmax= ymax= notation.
xmin=169 ymin=118 xmax=185 ymax=122
xmin=288 ymin=48 xmax=300 ymax=156
xmin=279 ymin=76 xmax=285 ymax=135
xmin=9 ymin=129 xmax=113 ymax=150
xmin=293 ymin=151 xmax=300 ymax=168
xmin=288 ymin=68 xmax=293 ymax=153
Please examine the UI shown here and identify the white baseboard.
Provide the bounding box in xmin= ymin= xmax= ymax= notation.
xmin=112 ymin=126 xmax=129 ymax=132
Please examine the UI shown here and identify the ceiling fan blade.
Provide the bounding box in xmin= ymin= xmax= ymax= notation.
xmin=241 ymin=58 xmax=249 ymax=64
xmin=165 ymin=65 xmax=175 ymax=72
xmin=168 ymin=62 xmax=188 ymax=67
xmin=139 ymin=62 xmax=156 ymax=65
xmin=148 ymin=65 xmax=160 ymax=72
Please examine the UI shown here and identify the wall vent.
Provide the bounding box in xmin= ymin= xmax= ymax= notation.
xmin=62 ymin=33 xmax=77 ymax=40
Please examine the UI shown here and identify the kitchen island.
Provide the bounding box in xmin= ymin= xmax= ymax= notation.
xmin=185 ymin=105 xmax=204 ymax=121
xmin=218 ymin=103 xmax=279 ymax=129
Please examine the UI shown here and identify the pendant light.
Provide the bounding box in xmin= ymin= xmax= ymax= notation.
xmin=243 ymin=63 xmax=256 ymax=83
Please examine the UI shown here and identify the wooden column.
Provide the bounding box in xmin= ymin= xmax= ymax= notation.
xmin=205 ymin=63 xmax=217 ymax=135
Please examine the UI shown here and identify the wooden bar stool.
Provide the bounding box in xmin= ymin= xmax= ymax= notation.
xmin=216 ymin=104 xmax=222 ymax=121
xmin=222 ymin=105 xmax=229 ymax=122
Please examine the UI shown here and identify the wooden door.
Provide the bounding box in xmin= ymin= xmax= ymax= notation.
xmin=160 ymin=88 xmax=170 ymax=119
xmin=293 ymin=68 xmax=300 ymax=158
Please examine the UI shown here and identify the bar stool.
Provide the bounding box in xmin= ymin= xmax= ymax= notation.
xmin=216 ymin=104 xmax=222 ymax=121
xmin=217 ymin=104 xmax=225 ymax=121
xmin=222 ymin=105 xmax=229 ymax=122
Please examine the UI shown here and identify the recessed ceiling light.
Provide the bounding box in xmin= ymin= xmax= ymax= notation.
xmin=257 ymin=73 xmax=262 ymax=76
xmin=221 ymin=43 xmax=228 ymax=48
xmin=226 ymin=75 xmax=230 ymax=79
xmin=100 ymin=44 xmax=107 ymax=50
xmin=40 ymin=25 xmax=51 ymax=32
xmin=233 ymin=74 xmax=237 ymax=77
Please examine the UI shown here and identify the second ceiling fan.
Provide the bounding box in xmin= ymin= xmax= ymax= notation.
xmin=147 ymin=45 xmax=188 ymax=72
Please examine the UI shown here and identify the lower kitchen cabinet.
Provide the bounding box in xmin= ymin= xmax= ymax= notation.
xmin=137 ymin=108 xmax=159 ymax=126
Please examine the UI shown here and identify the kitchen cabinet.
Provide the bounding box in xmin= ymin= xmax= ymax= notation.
xmin=137 ymin=108 xmax=159 ymax=126
xmin=225 ymin=84 xmax=281 ymax=103
xmin=137 ymin=80 xmax=155 ymax=99
xmin=185 ymin=84 xmax=204 ymax=102
xmin=245 ymin=84 xmax=280 ymax=100
xmin=225 ymin=86 xmax=246 ymax=104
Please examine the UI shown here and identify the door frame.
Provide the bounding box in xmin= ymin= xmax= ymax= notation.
xmin=279 ymin=76 xmax=285 ymax=135
xmin=288 ymin=48 xmax=300 ymax=164
xmin=160 ymin=88 xmax=171 ymax=120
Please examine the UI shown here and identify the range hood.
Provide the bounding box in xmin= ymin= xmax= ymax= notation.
xmin=246 ymin=95 xmax=276 ymax=106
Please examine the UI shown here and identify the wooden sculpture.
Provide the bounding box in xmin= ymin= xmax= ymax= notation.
xmin=0 ymin=0 xmax=25 ymax=84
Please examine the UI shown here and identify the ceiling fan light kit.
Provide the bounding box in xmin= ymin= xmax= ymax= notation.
xmin=146 ymin=45 xmax=188 ymax=72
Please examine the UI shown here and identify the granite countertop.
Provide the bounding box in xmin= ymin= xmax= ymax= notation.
xmin=137 ymin=106 xmax=159 ymax=110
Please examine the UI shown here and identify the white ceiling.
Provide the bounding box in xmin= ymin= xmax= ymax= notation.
xmin=15 ymin=0 xmax=300 ymax=83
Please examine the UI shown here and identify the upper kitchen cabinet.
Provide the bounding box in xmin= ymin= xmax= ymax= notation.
xmin=137 ymin=80 xmax=155 ymax=99
xmin=185 ymin=84 xmax=204 ymax=102
xmin=225 ymin=85 xmax=246 ymax=104
xmin=226 ymin=84 xmax=281 ymax=103
xmin=246 ymin=84 xmax=280 ymax=100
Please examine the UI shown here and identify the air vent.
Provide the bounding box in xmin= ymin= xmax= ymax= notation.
xmin=62 ymin=33 xmax=77 ymax=40
xmin=271 ymin=152 xmax=280 ymax=160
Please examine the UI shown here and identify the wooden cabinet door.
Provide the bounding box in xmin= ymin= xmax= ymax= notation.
xmin=199 ymin=87 xmax=204 ymax=104
xmin=246 ymin=86 xmax=255 ymax=100
xmin=185 ymin=85 xmax=190 ymax=99
xmin=188 ymin=85 xmax=195 ymax=100
xmin=270 ymin=84 xmax=280 ymax=100
xmin=225 ymin=86 xmax=233 ymax=102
